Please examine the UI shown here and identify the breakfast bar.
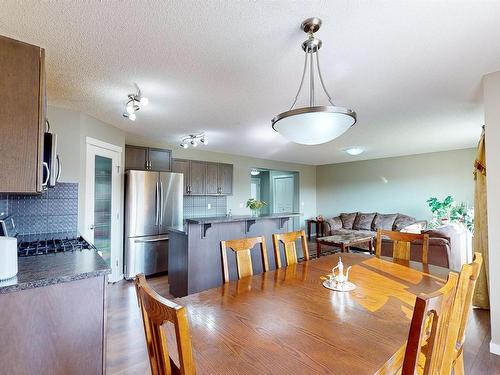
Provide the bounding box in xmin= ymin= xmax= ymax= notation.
xmin=167 ymin=213 xmax=301 ymax=297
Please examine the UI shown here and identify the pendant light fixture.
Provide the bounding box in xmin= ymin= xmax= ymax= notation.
xmin=272 ymin=18 xmax=356 ymax=145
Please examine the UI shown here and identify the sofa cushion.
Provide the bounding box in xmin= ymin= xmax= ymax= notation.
xmin=372 ymin=213 xmax=398 ymax=231
xmin=326 ymin=216 xmax=342 ymax=231
xmin=340 ymin=212 xmax=358 ymax=229
xmin=393 ymin=214 xmax=416 ymax=231
xmin=353 ymin=212 xmax=376 ymax=231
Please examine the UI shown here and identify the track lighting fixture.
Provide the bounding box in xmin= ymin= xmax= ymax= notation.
xmin=123 ymin=84 xmax=149 ymax=121
xmin=180 ymin=134 xmax=208 ymax=149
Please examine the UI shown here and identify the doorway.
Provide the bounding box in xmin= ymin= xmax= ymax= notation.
xmin=273 ymin=176 xmax=295 ymax=213
xmin=85 ymin=137 xmax=123 ymax=282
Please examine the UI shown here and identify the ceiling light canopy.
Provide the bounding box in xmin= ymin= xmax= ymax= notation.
xmin=345 ymin=147 xmax=364 ymax=156
xmin=123 ymin=84 xmax=148 ymax=121
xmin=180 ymin=134 xmax=207 ymax=149
xmin=272 ymin=18 xmax=356 ymax=145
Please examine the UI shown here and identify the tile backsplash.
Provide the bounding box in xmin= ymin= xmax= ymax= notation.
xmin=184 ymin=195 xmax=227 ymax=218
xmin=1 ymin=183 xmax=78 ymax=235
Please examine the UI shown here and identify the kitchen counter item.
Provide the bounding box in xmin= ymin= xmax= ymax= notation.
xmin=0 ymin=237 xmax=17 ymax=280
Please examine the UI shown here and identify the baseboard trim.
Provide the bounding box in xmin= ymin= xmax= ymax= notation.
xmin=490 ymin=340 xmax=500 ymax=356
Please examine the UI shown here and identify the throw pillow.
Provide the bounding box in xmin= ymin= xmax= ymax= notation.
xmin=353 ymin=212 xmax=376 ymax=231
xmin=393 ymin=214 xmax=416 ymax=231
xmin=372 ymin=213 xmax=398 ymax=231
xmin=340 ymin=212 xmax=358 ymax=229
xmin=326 ymin=216 xmax=342 ymax=231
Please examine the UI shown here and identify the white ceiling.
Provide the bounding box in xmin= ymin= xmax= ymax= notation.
xmin=1 ymin=1 xmax=498 ymax=165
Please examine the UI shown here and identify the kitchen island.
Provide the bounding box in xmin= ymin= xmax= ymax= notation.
xmin=168 ymin=213 xmax=301 ymax=297
xmin=0 ymin=250 xmax=110 ymax=375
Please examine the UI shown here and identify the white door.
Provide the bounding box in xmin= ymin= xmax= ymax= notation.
xmin=85 ymin=137 xmax=123 ymax=282
xmin=273 ymin=176 xmax=294 ymax=213
xmin=250 ymin=177 xmax=261 ymax=201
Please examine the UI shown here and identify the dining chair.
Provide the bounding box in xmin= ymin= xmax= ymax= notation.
xmin=375 ymin=229 xmax=430 ymax=264
xmin=135 ymin=274 xmax=196 ymax=375
xmin=272 ymin=229 xmax=309 ymax=268
xmin=220 ymin=236 xmax=269 ymax=283
xmin=401 ymin=271 xmax=459 ymax=374
xmin=441 ymin=252 xmax=483 ymax=375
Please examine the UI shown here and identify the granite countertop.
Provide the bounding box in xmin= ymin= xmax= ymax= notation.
xmin=0 ymin=250 xmax=111 ymax=294
xmin=184 ymin=213 xmax=301 ymax=225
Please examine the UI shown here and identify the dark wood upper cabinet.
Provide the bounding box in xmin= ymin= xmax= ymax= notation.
xmin=0 ymin=35 xmax=45 ymax=193
xmin=172 ymin=158 xmax=233 ymax=196
xmin=125 ymin=145 xmax=171 ymax=172
xmin=148 ymin=148 xmax=171 ymax=172
xmin=218 ymin=163 xmax=233 ymax=195
xmin=189 ymin=161 xmax=206 ymax=195
xmin=205 ymin=162 xmax=219 ymax=195
xmin=172 ymin=159 xmax=190 ymax=194
xmin=125 ymin=145 xmax=148 ymax=170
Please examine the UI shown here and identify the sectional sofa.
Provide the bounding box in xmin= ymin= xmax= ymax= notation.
xmin=323 ymin=212 xmax=461 ymax=269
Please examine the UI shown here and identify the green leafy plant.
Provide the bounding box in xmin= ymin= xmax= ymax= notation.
xmin=246 ymin=198 xmax=267 ymax=211
xmin=426 ymin=196 xmax=474 ymax=233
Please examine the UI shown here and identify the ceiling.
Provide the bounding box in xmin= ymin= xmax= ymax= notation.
xmin=1 ymin=1 xmax=498 ymax=165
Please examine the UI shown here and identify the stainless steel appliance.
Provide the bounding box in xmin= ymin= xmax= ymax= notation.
xmin=42 ymin=120 xmax=62 ymax=189
xmin=124 ymin=170 xmax=183 ymax=279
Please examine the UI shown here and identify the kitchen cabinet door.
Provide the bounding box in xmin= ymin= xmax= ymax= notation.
xmin=149 ymin=148 xmax=171 ymax=172
xmin=0 ymin=36 xmax=45 ymax=193
xmin=205 ymin=162 xmax=219 ymax=195
xmin=125 ymin=145 xmax=148 ymax=170
xmin=172 ymin=159 xmax=190 ymax=194
xmin=189 ymin=161 xmax=206 ymax=195
xmin=218 ymin=163 xmax=233 ymax=195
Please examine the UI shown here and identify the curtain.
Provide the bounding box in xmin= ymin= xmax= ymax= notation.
xmin=473 ymin=128 xmax=489 ymax=309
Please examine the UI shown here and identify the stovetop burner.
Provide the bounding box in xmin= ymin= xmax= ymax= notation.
xmin=17 ymin=232 xmax=96 ymax=257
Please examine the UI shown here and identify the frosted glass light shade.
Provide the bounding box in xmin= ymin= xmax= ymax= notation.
xmin=272 ymin=106 xmax=356 ymax=145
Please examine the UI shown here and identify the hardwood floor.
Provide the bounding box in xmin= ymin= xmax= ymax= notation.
xmin=106 ymin=266 xmax=500 ymax=374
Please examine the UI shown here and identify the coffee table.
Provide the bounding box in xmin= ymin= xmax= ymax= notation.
xmin=316 ymin=232 xmax=374 ymax=258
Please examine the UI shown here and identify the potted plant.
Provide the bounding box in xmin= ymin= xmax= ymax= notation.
xmin=246 ymin=198 xmax=267 ymax=217
xmin=426 ymin=196 xmax=474 ymax=233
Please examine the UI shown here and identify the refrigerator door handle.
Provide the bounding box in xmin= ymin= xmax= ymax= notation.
xmin=134 ymin=236 xmax=169 ymax=243
xmin=160 ymin=180 xmax=164 ymax=226
xmin=155 ymin=181 xmax=160 ymax=225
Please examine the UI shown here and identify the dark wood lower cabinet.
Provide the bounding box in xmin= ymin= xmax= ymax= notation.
xmin=0 ymin=276 xmax=107 ymax=375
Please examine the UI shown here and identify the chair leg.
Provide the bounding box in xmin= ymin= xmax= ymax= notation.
xmin=453 ymin=351 xmax=465 ymax=375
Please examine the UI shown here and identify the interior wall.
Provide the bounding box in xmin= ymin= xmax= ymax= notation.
xmin=484 ymin=70 xmax=500 ymax=355
xmin=125 ymin=134 xmax=317 ymax=229
xmin=316 ymin=148 xmax=476 ymax=220
xmin=47 ymin=106 xmax=126 ymax=235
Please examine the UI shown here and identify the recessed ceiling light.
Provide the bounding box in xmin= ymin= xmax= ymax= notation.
xmin=345 ymin=147 xmax=364 ymax=156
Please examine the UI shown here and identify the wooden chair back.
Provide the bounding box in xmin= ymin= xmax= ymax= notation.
xmin=376 ymin=229 xmax=429 ymax=264
xmin=402 ymin=272 xmax=459 ymax=375
xmin=220 ymin=236 xmax=269 ymax=283
xmin=135 ymin=274 xmax=196 ymax=375
xmin=441 ymin=252 xmax=483 ymax=375
xmin=272 ymin=230 xmax=309 ymax=268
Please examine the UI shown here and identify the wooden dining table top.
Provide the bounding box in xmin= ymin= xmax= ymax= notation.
xmin=175 ymin=253 xmax=449 ymax=375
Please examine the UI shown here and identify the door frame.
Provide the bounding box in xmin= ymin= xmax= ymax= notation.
xmin=85 ymin=137 xmax=123 ymax=282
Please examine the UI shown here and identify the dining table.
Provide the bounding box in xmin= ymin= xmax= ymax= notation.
xmin=175 ymin=252 xmax=449 ymax=374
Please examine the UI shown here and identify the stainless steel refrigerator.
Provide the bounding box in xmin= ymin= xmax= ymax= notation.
xmin=124 ymin=170 xmax=183 ymax=279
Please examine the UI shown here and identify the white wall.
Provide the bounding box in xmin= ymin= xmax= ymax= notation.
xmin=125 ymin=135 xmax=317 ymax=228
xmin=316 ymin=149 xmax=476 ymax=220
xmin=483 ymin=71 xmax=500 ymax=355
